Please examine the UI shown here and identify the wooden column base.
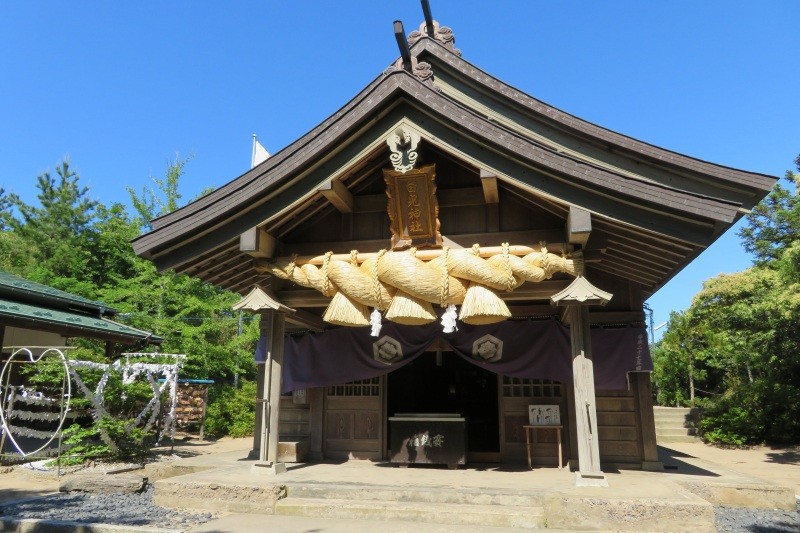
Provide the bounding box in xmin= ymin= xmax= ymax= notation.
xmin=642 ymin=460 xmax=665 ymax=471
xmin=251 ymin=461 xmax=287 ymax=475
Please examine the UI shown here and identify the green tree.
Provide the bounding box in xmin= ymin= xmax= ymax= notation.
xmin=739 ymin=155 xmax=800 ymax=264
xmin=0 ymin=160 xmax=99 ymax=294
xmin=127 ymin=154 xmax=189 ymax=231
xmin=654 ymin=154 xmax=800 ymax=444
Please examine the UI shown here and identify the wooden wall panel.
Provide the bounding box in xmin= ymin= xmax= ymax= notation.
xmin=596 ymin=388 xmax=641 ymax=467
xmin=279 ymin=396 xmax=311 ymax=439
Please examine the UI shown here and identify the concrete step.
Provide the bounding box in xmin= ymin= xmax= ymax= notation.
xmin=656 ymin=420 xmax=696 ymax=429
xmin=657 ymin=427 xmax=699 ymax=437
xmin=657 ymin=434 xmax=701 ymax=443
xmin=285 ymin=482 xmax=544 ymax=507
xmin=275 ymin=497 xmax=544 ymax=529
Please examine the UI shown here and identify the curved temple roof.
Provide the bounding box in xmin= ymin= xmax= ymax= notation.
xmin=132 ymin=22 xmax=776 ymax=302
xmin=0 ymin=271 xmax=161 ymax=345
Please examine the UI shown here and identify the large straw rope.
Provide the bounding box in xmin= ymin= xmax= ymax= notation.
xmin=269 ymin=244 xmax=583 ymax=326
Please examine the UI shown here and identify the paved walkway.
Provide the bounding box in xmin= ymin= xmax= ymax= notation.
xmin=661 ymin=441 xmax=800 ymax=497
xmin=1 ymin=437 xmax=797 ymax=532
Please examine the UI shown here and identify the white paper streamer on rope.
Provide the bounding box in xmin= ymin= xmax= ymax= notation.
xmin=1 ymin=349 xmax=185 ymax=457
xmin=441 ymin=304 xmax=458 ymax=333
xmin=12 ymin=393 xmax=59 ymax=406
xmin=10 ymin=410 xmax=79 ymax=422
xmin=369 ymin=308 xmax=383 ymax=337
xmin=66 ymin=353 xmax=184 ymax=446
xmin=0 ymin=348 xmax=71 ymax=458
xmin=6 ymin=424 xmax=58 ymax=440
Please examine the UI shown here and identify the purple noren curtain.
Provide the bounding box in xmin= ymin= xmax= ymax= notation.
xmin=266 ymin=320 xmax=651 ymax=393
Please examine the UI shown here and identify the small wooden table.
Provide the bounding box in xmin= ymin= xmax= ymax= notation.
xmin=524 ymin=424 xmax=563 ymax=469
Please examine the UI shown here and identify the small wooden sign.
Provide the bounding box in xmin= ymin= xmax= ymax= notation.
xmin=529 ymin=404 xmax=560 ymax=426
xmin=384 ymin=164 xmax=442 ymax=250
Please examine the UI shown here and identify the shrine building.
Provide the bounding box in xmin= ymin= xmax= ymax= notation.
xmin=133 ymin=12 xmax=775 ymax=485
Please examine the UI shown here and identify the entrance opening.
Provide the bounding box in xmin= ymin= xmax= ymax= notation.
xmin=387 ymin=351 xmax=499 ymax=454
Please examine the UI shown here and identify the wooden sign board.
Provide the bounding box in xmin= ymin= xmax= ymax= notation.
xmin=384 ymin=164 xmax=442 ymax=250
xmin=529 ymin=404 xmax=560 ymax=425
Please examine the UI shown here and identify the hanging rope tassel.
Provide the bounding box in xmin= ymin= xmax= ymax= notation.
xmin=441 ymin=304 xmax=458 ymax=333
xmin=370 ymin=308 xmax=383 ymax=337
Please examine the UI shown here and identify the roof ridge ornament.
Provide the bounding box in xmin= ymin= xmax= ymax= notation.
xmin=387 ymin=20 xmax=435 ymax=82
xmin=408 ymin=20 xmax=460 ymax=56
xmin=409 ymin=0 xmax=461 ymax=56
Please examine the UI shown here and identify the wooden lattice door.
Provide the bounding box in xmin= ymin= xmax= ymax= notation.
xmin=324 ymin=377 xmax=384 ymax=460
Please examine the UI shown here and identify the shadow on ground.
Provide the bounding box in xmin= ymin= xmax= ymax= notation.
xmin=657 ymin=446 xmax=720 ymax=477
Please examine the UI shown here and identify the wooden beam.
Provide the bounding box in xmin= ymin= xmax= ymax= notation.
xmin=180 ymin=244 xmax=239 ymax=275
xmin=480 ymin=170 xmax=500 ymax=232
xmin=206 ymin=261 xmax=252 ymax=285
xmin=567 ymin=206 xmax=592 ymax=247
xmin=286 ymin=309 xmax=325 ymax=332
xmin=267 ymin=244 xmax=572 ymax=267
xmin=277 ymin=290 xmax=329 ymax=308
xmin=588 ymin=311 xmax=646 ymax=324
xmin=479 ymin=169 xmax=499 ymax=204
xmin=352 ymin=187 xmax=486 ymax=213
xmin=281 ymin=229 xmax=567 ymax=257
xmin=587 ymin=262 xmax=660 ymax=287
xmin=240 ymin=227 xmax=277 ymax=259
xmin=319 ymin=179 xmax=353 ymax=213
xmin=506 ymin=304 xmax=559 ymax=316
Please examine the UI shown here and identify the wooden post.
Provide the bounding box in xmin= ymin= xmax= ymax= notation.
xmin=551 ymin=276 xmax=612 ymax=487
xmin=631 ymin=371 xmax=663 ymax=471
xmin=231 ymin=287 xmax=294 ymax=474
xmin=308 ymin=387 xmax=324 ymax=461
xmin=264 ymin=310 xmax=286 ymax=471
xmin=250 ymin=339 xmax=267 ymax=459
xmin=566 ymin=305 xmax=606 ymax=485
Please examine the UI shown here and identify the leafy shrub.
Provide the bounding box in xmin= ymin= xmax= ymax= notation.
xmin=61 ymin=416 xmax=151 ymax=465
xmin=699 ymin=380 xmax=800 ymax=446
xmin=204 ymin=380 xmax=256 ymax=438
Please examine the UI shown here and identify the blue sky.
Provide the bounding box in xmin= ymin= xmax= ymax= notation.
xmin=2 ymin=1 xmax=798 ymax=339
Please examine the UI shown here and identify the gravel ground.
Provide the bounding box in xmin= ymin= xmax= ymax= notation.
xmin=0 ymin=482 xmax=214 ymax=530
xmin=715 ymin=501 xmax=800 ymax=532
xmin=1 ymin=481 xmax=798 ymax=531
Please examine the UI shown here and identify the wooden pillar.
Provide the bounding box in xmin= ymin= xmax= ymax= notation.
xmin=250 ymin=342 xmax=266 ymax=458
xmin=631 ymin=371 xmax=663 ymax=471
xmin=308 ymin=387 xmax=324 ymax=461
xmin=566 ymin=305 xmax=606 ymax=485
xmin=551 ymin=276 xmax=611 ymax=487
xmin=257 ymin=309 xmax=287 ymax=471
xmin=231 ymin=287 xmax=294 ymax=475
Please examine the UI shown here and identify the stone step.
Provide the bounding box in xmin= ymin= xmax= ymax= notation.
xmin=285 ymin=482 xmax=544 ymax=507
xmin=655 ymin=420 xmax=697 ymax=430
xmin=657 ymin=434 xmax=701 ymax=443
xmin=654 ymin=411 xmax=695 ymax=421
xmin=656 ymin=427 xmax=697 ymax=437
xmin=275 ymin=497 xmax=545 ymax=529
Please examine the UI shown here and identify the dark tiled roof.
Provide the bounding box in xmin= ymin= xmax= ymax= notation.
xmin=412 ymin=39 xmax=775 ymax=192
xmin=0 ymin=271 xmax=115 ymax=315
xmin=0 ymin=297 xmax=160 ymax=344
xmin=130 ymin=32 xmax=777 ymax=295
xmin=0 ymin=271 xmax=161 ymax=344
